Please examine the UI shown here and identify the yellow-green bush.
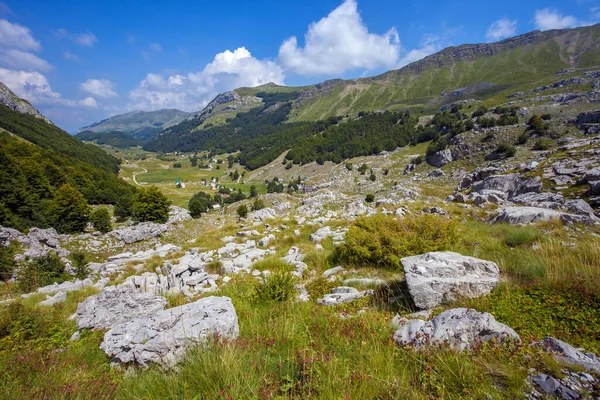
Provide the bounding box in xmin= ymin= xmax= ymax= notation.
xmin=339 ymin=213 xmax=458 ymax=269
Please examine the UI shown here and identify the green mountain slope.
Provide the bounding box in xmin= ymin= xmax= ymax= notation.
xmin=76 ymin=130 xmax=143 ymax=148
xmin=145 ymin=24 xmax=600 ymax=169
xmin=78 ymin=109 xmax=194 ymax=142
xmin=0 ymin=104 xmax=135 ymax=231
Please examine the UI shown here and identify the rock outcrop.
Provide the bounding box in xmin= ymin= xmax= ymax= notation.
xmin=111 ymin=222 xmax=168 ymax=244
xmin=426 ymin=149 xmax=453 ymax=168
xmin=76 ymin=287 xmax=168 ymax=330
xmin=0 ymin=81 xmax=52 ymax=123
xmin=316 ymin=286 xmax=373 ymax=306
xmin=100 ymin=296 xmax=239 ymax=368
xmin=401 ymin=252 xmax=500 ymax=309
xmin=393 ymin=308 xmax=520 ymax=350
xmin=539 ymin=337 xmax=600 ymax=373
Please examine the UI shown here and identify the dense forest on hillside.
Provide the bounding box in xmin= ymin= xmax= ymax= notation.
xmin=76 ymin=130 xmax=143 ymax=148
xmin=145 ymin=101 xmax=437 ymax=169
xmin=0 ymin=107 xmax=135 ymax=231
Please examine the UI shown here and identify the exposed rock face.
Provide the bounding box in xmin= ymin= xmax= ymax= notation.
xmin=166 ymin=206 xmax=192 ymax=224
xmin=0 ymin=81 xmax=52 ymax=123
xmin=76 ymin=287 xmax=168 ymax=330
xmin=426 ymin=149 xmax=453 ymax=168
xmin=316 ymin=286 xmax=373 ymax=306
xmin=529 ymin=374 xmax=580 ymax=399
xmin=36 ymin=278 xmax=95 ymax=294
xmin=539 ymin=337 xmax=600 ymax=373
xmin=111 ymin=222 xmax=168 ymax=244
xmin=393 ymin=308 xmax=520 ymax=350
xmin=491 ymin=207 xmax=577 ymax=225
xmin=100 ymin=296 xmax=239 ymax=368
xmin=0 ymin=227 xmax=26 ymax=247
xmin=249 ymin=208 xmax=277 ymax=222
xmin=401 ymin=252 xmax=500 ymax=310
xmin=470 ymin=174 xmax=542 ymax=199
xmin=39 ymin=291 xmax=67 ymax=306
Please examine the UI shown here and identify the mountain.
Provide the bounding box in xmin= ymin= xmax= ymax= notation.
xmin=76 ymin=130 xmax=143 ymax=148
xmin=78 ymin=109 xmax=194 ymax=142
xmin=145 ymin=24 xmax=600 ymax=168
xmin=0 ymin=82 xmax=135 ymax=231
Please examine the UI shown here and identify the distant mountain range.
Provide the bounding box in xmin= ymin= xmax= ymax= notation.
xmin=77 ymin=109 xmax=194 ymax=142
xmin=142 ymin=24 xmax=600 ymax=168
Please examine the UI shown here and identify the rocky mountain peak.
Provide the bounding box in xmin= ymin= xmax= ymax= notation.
xmin=0 ymin=81 xmax=52 ymax=124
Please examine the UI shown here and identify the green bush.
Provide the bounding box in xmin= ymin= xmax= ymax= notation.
xmin=516 ymin=132 xmax=529 ymax=145
xmin=533 ymin=138 xmax=553 ymax=151
xmin=189 ymin=192 xmax=212 ymax=218
xmin=252 ymin=197 xmax=265 ymax=211
xmin=237 ymin=204 xmax=249 ymax=219
xmin=496 ymin=142 xmax=516 ymax=157
xmin=17 ymin=252 xmax=67 ymax=293
xmin=504 ymin=226 xmax=542 ymax=247
xmin=369 ymin=172 xmax=376 ymax=181
xmin=132 ymin=186 xmax=171 ymax=223
xmin=69 ymin=251 xmax=89 ymax=279
xmin=114 ymin=195 xmax=133 ymax=221
xmin=365 ymin=194 xmax=375 ymax=203
xmin=0 ymin=243 xmax=16 ymax=281
xmin=339 ymin=214 xmax=458 ymax=269
xmin=413 ymin=155 xmax=424 ymax=165
xmin=89 ymin=207 xmax=112 ymax=233
xmin=252 ymin=272 xmax=295 ymax=302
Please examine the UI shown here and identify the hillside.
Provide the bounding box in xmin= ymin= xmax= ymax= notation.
xmin=145 ymin=24 xmax=600 ymax=164
xmin=75 ymin=130 xmax=143 ymax=148
xmin=0 ymin=84 xmax=135 ymax=231
xmin=0 ymin=81 xmax=52 ymax=124
xmin=78 ymin=109 xmax=194 ymax=142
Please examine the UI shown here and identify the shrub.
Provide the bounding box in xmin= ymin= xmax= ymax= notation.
xmin=504 ymin=226 xmax=542 ymax=247
xmin=131 ymin=186 xmax=171 ymax=223
xmin=114 ymin=195 xmax=133 ymax=221
xmin=369 ymin=172 xmax=376 ymax=181
xmin=0 ymin=243 xmax=16 ymax=281
xmin=89 ymin=207 xmax=112 ymax=233
xmin=69 ymin=251 xmax=89 ymax=278
xmin=496 ymin=142 xmax=516 ymax=157
xmin=236 ymin=204 xmax=249 ymax=219
xmin=252 ymin=272 xmax=295 ymax=302
xmin=189 ymin=192 xmax=212 ymax=218
xmin=285 ymin=162 xmax=293 ymax=170
xmin=252 ymin=197 xmax=265 ymax=211
xmin=345 ymin=162 xmax=353 ymax=171
xmin=426 ymin=138 xmax=448 ymax=156
xmin=516 ymin=132 xmax=529 ymax=145
xmin=533 ymin=138 xmax=553 ymax=151
xmin=413 ymin=155 xmax=424 ymax=165
xmin=18 ymin=252 xmax=67 ymax=293
xmin=365 ymin=194 xmax=375 ymax=203
xmin=358 ymin=163 xmax=368 ymax=175
xmin=339 ymin=214 xmax=458 ymax=269
xmin=471 ymin=105 xmax=488 ymax=118
xmin=173 ymin=163 xmax=182 ymax=168
xmin=541 ymin=113 xmax=552 ymax=120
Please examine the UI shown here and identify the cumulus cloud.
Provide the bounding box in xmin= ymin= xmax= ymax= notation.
xmin=81 ymin=78 xmax=118 ymax=98
xmin=129 ymin=47 xmax=284 ymax=111
xmin=0 ymin=19 xmax=51 ymax=72
xmin=278 ymin=0 xmax=400 ymax=75
xmin=63 ymin=51 xmax=82 ymax=62
xmin=0 ymin=68 xmax=66 ymax=104
xmin=486 ymin=18 xmax=517 ymax=41
xmin=79 ymin=96 xmax=98 ymax=108
xmin=54 ymin=28 xmax=97 ymax=47
xmin=534 ymin=8 xmax=580 ymax=30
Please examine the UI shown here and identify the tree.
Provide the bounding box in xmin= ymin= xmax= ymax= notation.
xmin=89 ymin=207 xmax=112 ymax=233
xmin=114 ymin=195 xmax=133 ymax=221
xmin=252 ymin=197 xmax=265 ymax=211
xmin=365 ymin=194 xmax=375 ymax=203
xmin=189 ymin=192 xmax=212 ymax=218
xmin=237 ymin=204 xmax=249 ymax=219
xmin=0 ymin=243 xmax=16 ymax=281
xmin=369 ymin=172 xmax=376 ymax=181
xmin=46 ymin=184 xmax=90 ymax=234
xmin=131 ymin=186 xmax=171 ymax=223
xmin=250 ymin=185 xmax=258 ymax=198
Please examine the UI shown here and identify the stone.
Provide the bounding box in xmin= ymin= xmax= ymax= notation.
xmin=530 ymin=374 xmax=580 ymax=400
xmin=249 ymin=208 xmax=277 ymax=222
xmin=39 ymin=291 xmax=67 ymax=306
xmin=341 ymin=278 xmax=386 ymax=287
xmin=404 ymin=163 xmax=415 ymax=175
xmin=76 ymin=287 xmax=168 ymax=330
xmin=70 ymin=331 xmax=81 ymax=341
xmin=428 ymin=169 xmax=444 ymax=178
xmin=317 ymin=286 xmax=373 ymax=306
xmin=0 ymin=226 xmax=27 ymax=247
xmin=471 ymin=174 xmax=542 ymax=199
xmin=258 ymin=234 xmax=276 ymax=247
xmin=100 ymin=296 xmax=239 ymax=368
xmin=36 ymin=278 xmax=94 ymax=295
xmin=401 ymin=252 xmax=500 ymax=310
xmin=457 ymin=174 xmax=473 ymax=191
xmin=27 ymin=228 xmax=60 ymax=248
xmin=111 ymin=222 xmax=168 ymax=244
xmin=563 ymin=199 xmax=597 ymax=219
xmin=322 ymin=266 xmax=345 ymax=278
xmin=512 ymin=192 xmax=565 ymax=209
xmin=393 ymin=308 xmax=520 ymax=351
xmin=539 ymin=337 xmax=600 ymax=373
xmin=589 ymin=181 xmax=600 ymax=195
xmin=426 ymin=149 xmax=453 ymax=168
xmin=166 ymin=206 xmax=192 ymax=224
xmin=584 ymin=167 xmax=600 ymax=182
xmin=491 ymin=207 xmax=563 ymax=225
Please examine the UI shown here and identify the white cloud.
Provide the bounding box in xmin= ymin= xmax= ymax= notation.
xmin=0 ymin=19 xmax=40 ymax=51
xmin=534 ymin=8 xmax=580 ymax=30
xmin=79 ymin=96 xmax=98 ymax=108
xmin=129 ymin=47 xmax=284 ymax=111
xmin=0 ymin=48 xmax=52 ymax=71
xmin=0 ymin=68 xmax=66 ymax=105
xmin=486 ymin=18 xmax=517 ymax=41
xmin=81 ymin=78 xmax=118 ymax=98
xmin=63 ymin=51 xmax=82 ymax=62
xmin=148 ymin=42 xmax=162 ymax=52
xmin=278 ymin=0 xmax=400 ymax=75
xmin=74 ymin=32 xmax=97 ymax=47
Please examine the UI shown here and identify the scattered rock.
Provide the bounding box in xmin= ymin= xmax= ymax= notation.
xmin=401 ymin=251 xmax=500 ymax=310
xmin=426 ymin=149 xmax=453 ymax=168
xmin=39 ymin=291 xmax=67 ymax=306
xmin=491 ymin=207 xmax=563 ymax=225
xmin=428 ymin=169 xmax=444 ymax=178
xmin=393 ymin=308 xmax=520 ymax=350
xmin=322 ymin=266 xmax=345 ymax=278
xmin=529 ymin=374 xmax=580 ymax=400
xmin=111 ymin=222 xmax=168 ymax=244
xmin=100 ymin=296 xmax=239 ymax=368
xmin=166 ymin=206 xmax=192 ymax=224
xmin=317 ymin=286 xmax=373 ymax=306
xmin=539 ymin=337 xmax=600 ymax=373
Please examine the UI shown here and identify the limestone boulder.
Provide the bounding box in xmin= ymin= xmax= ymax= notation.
xmin=401 ymin=252 xmax=499 ymax=310
xmin=100 ymin=296 xmax=239 ymax=368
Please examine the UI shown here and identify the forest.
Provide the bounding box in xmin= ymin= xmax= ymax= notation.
xmin=75 ymin=130 xmax=143 ymax=148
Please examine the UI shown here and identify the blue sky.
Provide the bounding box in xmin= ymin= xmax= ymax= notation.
xmin=0 ymin=0 xmax=599 ymax=132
